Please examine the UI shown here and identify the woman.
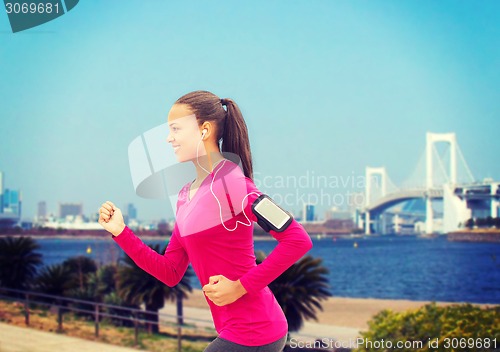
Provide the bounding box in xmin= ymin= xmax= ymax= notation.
xmin=99 ymin=90 xmax=312 ymax=352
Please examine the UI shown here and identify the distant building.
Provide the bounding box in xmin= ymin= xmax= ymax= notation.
xmin=471 ymin=205 xmax=491 ymax=220
xmin=323 ymin=218 xmax=354 ymax=230
xmin=303 ymin=204 xmax=315 ymax=222
xmin=3 ymin=188 xmax=22 ymax=218
xmin=0 ymin=172 xmax=22 ymax=229
xmin=59 ymin=203 xmax=83 ymax=219
xmin=127 ymin=203 xmax=137 ymax=220
xmin=21 ymin=220 xmax=33 ymax=230
xmin=38 ymin=201 xmax=47 ymax=220
xmin=325 ymin=207 xmax=353 ymax=221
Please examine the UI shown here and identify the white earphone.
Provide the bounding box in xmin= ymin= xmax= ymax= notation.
xmin=195 ymin=133 xmax=255 ymax=232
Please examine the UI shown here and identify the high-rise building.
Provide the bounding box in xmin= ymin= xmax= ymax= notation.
xmin=38 ymin=201 xmax=47 ymax=220
xmin=3 ymin=188 xmax=21 ymax=218
xmin=127 ymin=203 xmax=137 ymax=220
xmin=59 ymin=203 xmax=83 ymax=219
xmin=303 ymin=204 xmax=315 ymax=222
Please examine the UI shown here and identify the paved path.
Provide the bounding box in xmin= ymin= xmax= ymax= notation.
xmin=0 ymin=303 xmax=362 ymax=352
xmin=0 ymin=323 xmax=141 ymax=352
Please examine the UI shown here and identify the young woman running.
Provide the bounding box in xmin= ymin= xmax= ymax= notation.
xmin=99 ymin=90 xmax=312 ymax=352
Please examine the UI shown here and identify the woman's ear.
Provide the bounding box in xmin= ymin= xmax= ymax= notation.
xmin=201 ymin=121 xmax=212 ymax=139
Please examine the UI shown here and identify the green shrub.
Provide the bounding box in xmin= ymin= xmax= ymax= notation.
xmin=355 ymin=303 xmax=500 ymax=352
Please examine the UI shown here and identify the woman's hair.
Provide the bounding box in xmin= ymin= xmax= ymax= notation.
xmin=175 ymin=90 xmax=253 ymax=179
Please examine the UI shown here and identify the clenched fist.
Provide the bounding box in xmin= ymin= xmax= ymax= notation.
xmin=98 ymin=201 xmax=126 ymax=236
xmin=202 ymin=275 xmax=247 ymax=306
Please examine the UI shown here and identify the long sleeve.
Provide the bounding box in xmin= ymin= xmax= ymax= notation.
xmin=238 ymin=179 xmax=313 ymax=295
xmin=239 ymin=219 xmax=313 ymax=294
xmin=113 ymin=223 xmax=190 ymax=287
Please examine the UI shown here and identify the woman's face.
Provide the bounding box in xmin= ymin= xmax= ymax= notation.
xmin=166 ymin=104 xmax=206 ymax=162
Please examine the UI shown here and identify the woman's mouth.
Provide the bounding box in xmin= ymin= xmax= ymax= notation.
xmin=173 ymin=146 xmax=180 ymax=153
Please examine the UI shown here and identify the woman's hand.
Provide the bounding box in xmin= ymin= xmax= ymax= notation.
xmin=202 ymin=275 xmax=247 ymax=306
xmin=98 ymin=201 xmax=125 ymax=236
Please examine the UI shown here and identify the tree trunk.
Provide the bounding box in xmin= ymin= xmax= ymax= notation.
xmin=144 ymin=305 xmax=160 ymax=334
xmin=176 ymin=291 xmax=183 ymax=326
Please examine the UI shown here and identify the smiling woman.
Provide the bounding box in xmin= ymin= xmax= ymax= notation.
xmin=98 ymin=90 xmax=313 ymax=352
xmin=166 ymin=112 xmax=203 ymax=163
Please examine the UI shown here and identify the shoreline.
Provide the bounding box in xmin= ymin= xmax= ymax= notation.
xmin=183 ymin=289 xmax=497 ymax=331
xmin=448 ymin=230 xmax=500 ymax=243
xmin=0 ymin=233 xmax=280 ymax=241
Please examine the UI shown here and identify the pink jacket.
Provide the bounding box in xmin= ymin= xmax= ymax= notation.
xmin=113 ymin=160 xmax=313 ymax=346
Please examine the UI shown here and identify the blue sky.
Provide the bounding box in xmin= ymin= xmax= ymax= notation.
xmin=1 ymin=1 xmax=499 ymax=222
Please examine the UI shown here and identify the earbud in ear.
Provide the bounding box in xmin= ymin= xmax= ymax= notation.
xmin=201 ymin=129 xmax=208 ymax=137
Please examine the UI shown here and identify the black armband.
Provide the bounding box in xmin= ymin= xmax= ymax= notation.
xmin=252 ymin=194 xmax=293 ymax=232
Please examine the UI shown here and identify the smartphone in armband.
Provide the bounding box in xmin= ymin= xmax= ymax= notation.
xmin=252 ymin=194 xmax=293 ymax=232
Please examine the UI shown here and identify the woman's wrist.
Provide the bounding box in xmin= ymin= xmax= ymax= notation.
xmin=112 ymin=224 xmax=126 ymax=237
xmin=236 ymin=279 xmax=248 ymax=297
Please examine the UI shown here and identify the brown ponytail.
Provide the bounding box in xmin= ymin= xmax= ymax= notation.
xmin=175 ymin=91 xmax=253 ymax=179
xmin=220 ymin=98 xmax=253 ymax=179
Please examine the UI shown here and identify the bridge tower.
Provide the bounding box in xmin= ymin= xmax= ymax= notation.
xmin=425 ymin=132 xmax=457 ymax=234
xmin=492 ymin=183 xmax=499 ymax=218
xmin=364 ymin=167 xmax=387 ymax=234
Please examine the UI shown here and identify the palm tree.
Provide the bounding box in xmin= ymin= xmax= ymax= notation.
xmin=83 ymin=264 xmax=123 ymax=325
xmin=34 ymin=256 xmax=99 ymax=317
xmin=103 ymin=291 xmax=139 ymax=327
xmin=256 ymin=250 xmax=331 ymax=332
xmin=62 ymin=256 xmax=98 ymax=291
xmin=34 ymin=263 xmax=73 ymax=308
xmin=0 ymin=236 xmax=42 ymax=291
xmin=35 ymin=263 xmax=71 ymax=297
xmin=117 ymin=244 xmax=193 ymax=334
xmin=87 ymin=264 xmax=118 ymax=301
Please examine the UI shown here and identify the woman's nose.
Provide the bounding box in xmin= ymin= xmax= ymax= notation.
xmin=166 ymin=133 xmax=174 ymax=143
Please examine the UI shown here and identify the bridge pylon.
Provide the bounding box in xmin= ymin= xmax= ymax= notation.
xmin=425 ymin=132 xmax=458 ymax=234
xmin=364 ymin=167 xmax=387 ymax=234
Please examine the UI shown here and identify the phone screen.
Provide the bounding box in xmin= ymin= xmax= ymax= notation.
xmin=253 ymin=197 xmax=291 ymax=229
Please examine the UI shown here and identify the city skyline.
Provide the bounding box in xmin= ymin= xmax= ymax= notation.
xmin=1 ymin=1 xmax=499 ymax=222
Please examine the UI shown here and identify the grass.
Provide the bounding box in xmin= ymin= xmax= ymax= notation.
xmin=0 ymin=299 xmax=214 ymax=352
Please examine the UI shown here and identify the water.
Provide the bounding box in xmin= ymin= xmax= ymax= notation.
xmin=35 ymin=235 xmax=500 ymax=304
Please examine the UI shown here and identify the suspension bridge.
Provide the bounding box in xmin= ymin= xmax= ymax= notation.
xmin=358 ymin=132 xmax=500 ymax=235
